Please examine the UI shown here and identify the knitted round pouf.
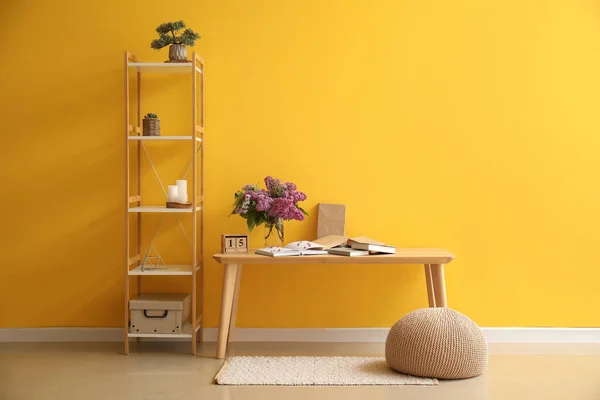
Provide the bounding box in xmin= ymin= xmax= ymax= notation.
xmin=385 ymin=308 xmax=488 ymax=379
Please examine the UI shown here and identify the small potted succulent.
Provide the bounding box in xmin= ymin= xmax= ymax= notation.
xmin=150 ymin=20 xmax=200 ymax=62
xmin=143 ymin=113 xmax=160 ymax=136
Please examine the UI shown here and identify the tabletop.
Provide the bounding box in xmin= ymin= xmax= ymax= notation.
xmin=213 ymin=248 xmax=455 ymax=265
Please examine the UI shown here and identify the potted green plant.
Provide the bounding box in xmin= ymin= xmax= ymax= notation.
xmin=150 ymin=20 xmax=200 ymax=62
xmin=143 ymin=113 xmax=160 ymax=136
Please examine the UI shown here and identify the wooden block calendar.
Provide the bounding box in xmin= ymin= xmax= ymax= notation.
xmin=221 ymin=234 xmax=249 ymax=253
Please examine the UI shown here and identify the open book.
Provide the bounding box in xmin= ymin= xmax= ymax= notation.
xmin=255 ymin=241 xmax=329 ymax=257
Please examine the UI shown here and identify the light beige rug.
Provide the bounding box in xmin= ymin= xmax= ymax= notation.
xmin=214 ymin=356 xmax=438 ymax=386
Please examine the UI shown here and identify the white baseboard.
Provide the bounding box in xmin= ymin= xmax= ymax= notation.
xmin=1 ymin=327 xmax=599 ymax=343
xmin=482 ymin=328 xmax=600 ymax=343
xmin=0 ymin=328 xmax=122 ymax=342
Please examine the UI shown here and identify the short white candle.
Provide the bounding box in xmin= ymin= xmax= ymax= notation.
xmin=176 ymin=180 xmax=188 ymax=203
xmin=167 ymin=185 xmax=179 ymax=202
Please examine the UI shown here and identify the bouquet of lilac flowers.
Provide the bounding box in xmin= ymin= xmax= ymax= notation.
xmin=231 ymin=176 xmax=308 ymax=244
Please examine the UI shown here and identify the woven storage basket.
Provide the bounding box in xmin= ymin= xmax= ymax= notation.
xmin=143 ymin=118 xmax=160 ymax=136
xmin=385 ymin=308 xmax=488 ymax=379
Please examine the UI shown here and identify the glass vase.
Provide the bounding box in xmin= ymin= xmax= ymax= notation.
xmin=264 ymin=217 xmax=284 ymax=247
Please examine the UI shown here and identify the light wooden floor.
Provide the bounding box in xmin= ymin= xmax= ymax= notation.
xmin=1 ymin=341 xmax=600 ymax=400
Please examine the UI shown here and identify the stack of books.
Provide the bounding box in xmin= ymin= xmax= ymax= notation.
xmin=324 ymin=236 xmax=396 ymax=257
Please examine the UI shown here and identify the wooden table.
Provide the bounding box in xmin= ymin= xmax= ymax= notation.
xmin=212 ymin=249 xmax=455 ymax=359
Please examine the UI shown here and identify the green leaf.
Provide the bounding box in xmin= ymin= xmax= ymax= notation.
xmin=180 ymin=28 xmax=201 ymax=47
xmin=172 ymin=20 xmax=186 ymax=31
xmin=156 ymin=22 xmax=174 ymax=34
xmin=247 ymin=218 xmax=256 ymax=232
xmin=297 ymin=206 xmax=309 ymax=216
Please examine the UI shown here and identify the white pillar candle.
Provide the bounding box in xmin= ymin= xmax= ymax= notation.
xmin=167 ymin=185 xmax=179 ymax=202
xmin=176 ymin=180 xmax=188 ymax=203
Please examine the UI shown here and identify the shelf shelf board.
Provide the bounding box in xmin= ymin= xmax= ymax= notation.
xmin=128 ymin=322 xmax=200 ymax=338
xmin=128 ymin=136 xmax=202 ymax=142
xmin=128 ymin=206 xmax=202 ymax=213
xmin=128 ymin=265 xmax=193 ymax=276
xmin=127 ymin=62 xmax=202 ymax=74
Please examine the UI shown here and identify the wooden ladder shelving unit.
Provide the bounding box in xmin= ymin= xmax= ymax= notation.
xmin=124 ymin=51 xmax=204 ymax=355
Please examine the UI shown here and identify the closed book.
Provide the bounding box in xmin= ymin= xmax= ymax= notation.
xmin=351 ymin=243 xmax=396 ymax=254
xmin=255 ymin=248 xmax=301 ymax=257
xmin=327 ymin=248 xmax=369 ymax=257
xmin=347 ymin=236 xmax=385 ymax=246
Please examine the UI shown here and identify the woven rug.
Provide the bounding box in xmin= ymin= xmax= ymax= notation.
xmin=214 ymin=356 xmax=438 ymax=386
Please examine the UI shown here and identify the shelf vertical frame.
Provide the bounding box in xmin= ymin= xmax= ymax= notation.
xmin=136 ymin=63 xmax=142 ymax=303
xmin=124 ymin=51 xmax=137 ymax=355
xmin=191 ymin=54 xmax=198 ymax=355
xmin=198 ymin=53 xmax=205 ymax=344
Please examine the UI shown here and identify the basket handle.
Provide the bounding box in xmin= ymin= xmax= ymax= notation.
xmin=143 ymin=310 xmax=168 ymax=319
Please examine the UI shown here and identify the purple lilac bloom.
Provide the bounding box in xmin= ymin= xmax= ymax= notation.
xmin=264 ymin=176 xmax=282 ymax=192
xmin=257 ymin=193 xmax=273 ymax=211
xmin=236 ymin=205 xmax=246 ymax=214
xmin=291 ymin=191 xmax=307 ymax=202
xmin=247 ymin=189 xmax=273 ymax=211
xmin=268 ymin=197 xmax=305 ymax=221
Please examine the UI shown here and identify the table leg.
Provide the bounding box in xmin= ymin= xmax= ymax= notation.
xmin=228 ymin=265 xmax=243 ymax=343
xmin=216 ymin=263 xmax=239 ymax=359
xmin=424 ymin=264 xmax=436 ymax=307
xmin=430 ymin=264 xmax=447 ymax=307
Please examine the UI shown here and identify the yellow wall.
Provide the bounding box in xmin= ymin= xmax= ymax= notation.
xmin=1 ymin=0 xmax=599 ymax=328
